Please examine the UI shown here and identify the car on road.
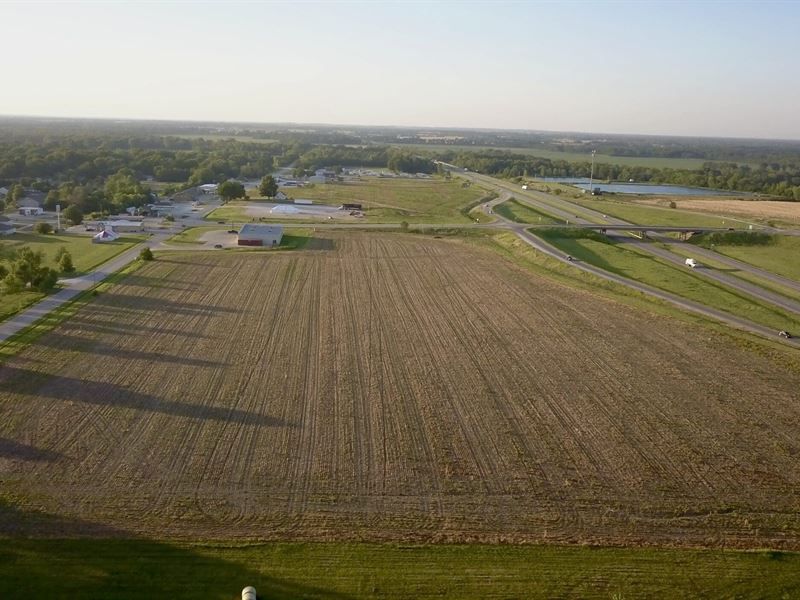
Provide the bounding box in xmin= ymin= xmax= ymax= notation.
xmin=779 ymin=330 xmax=792 ymax=339
xmin=214 ymin=244 xmax=223 ymax=249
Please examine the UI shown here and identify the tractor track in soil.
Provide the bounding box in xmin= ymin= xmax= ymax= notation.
xmin=1 ymin=233 xmax=800 ymax=548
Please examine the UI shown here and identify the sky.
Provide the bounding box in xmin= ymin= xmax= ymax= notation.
xmin=2 ymin=0 xmax=799 ymax=140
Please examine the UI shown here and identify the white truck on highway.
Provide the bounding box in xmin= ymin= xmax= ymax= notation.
xmin=685 ymin=258 xmax=698 ymax=268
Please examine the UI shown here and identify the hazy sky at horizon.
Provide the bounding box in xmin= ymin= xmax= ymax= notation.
xmin=2 ymin=0 xmax=799 ymax=139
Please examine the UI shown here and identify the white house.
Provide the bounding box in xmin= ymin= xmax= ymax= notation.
xmin=18 ymin=206 xmax=44 ymax=216
xmin=92 ymin=230 xmax=120 ymax=243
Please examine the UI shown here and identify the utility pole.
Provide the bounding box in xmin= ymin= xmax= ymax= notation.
xmin=588 ymin=150 xmax=596 ymax=194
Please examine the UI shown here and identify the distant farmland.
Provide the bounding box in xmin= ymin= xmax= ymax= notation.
xmin=1 ymin=234 xmax=799 ymax=548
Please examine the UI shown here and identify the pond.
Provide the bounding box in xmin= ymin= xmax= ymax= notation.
xmin=538 ymin=178 xmax=741 ymax=196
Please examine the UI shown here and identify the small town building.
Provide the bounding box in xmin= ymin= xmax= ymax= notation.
xmin=18 ymin=206 xmax=44 ymax=216
xmin=237 ymin=224 xmax=283 ymax=247
xmin=92 ymin=230 xmax=120 ymax=243
xmin=17 ymin=192 xmax=45 ymax=208
xmin=99 ymin=219 xmax=145 ymax=233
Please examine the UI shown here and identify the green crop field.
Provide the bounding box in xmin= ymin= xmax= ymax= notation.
xmin=535 ymin=229 xmax=800 ymax=333
xmin=0 ymin=539 xmax=797 ymax=600
xmin=494 ymin=199 xmax=565 ymax=224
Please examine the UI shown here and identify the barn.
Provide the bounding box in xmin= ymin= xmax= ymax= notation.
xmin=237 ymin=224 xmax=283 ymax=247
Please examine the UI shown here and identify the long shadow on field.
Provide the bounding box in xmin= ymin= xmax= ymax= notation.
xmin=0 ymin=501 xmax=355 ymax=600
xmin=155 ymin=256 xmax=237 ymax=268
xmin=34 ymin=333 xmax=229 ymax=369
xmin=0 ymin=438 xmax=62 ymax=463
xmin=0 ymin=366 xmax=292 ymax=427
xmin=59 ymin=315 xmax=216 ymax=340
xmin=91 ymin=293 xmax=241 ymax=316
xmin=117 ymin=273 xmax=202 ymax=292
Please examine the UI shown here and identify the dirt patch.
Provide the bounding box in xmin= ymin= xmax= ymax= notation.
xmin=1 ymin=233 xmax=800 ymax=548
xmin=636 ymin=196 xmax=800 ymax=224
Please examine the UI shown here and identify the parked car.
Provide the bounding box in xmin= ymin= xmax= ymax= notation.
xmin=214 ymin=244 xmax=223 ymax=249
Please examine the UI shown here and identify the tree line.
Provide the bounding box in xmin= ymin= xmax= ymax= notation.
xmin=440 ymin=150 xmax=800 ymax=199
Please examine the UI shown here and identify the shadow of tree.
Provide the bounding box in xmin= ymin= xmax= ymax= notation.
xmin=0 ymin=366 xmax=293 ymax=427
xmin=34 ymin=332 xmax=229 ymax=369
xmin=0 ymin=501 xmax=356 ymax=599
xmin=90 ymin=292 xmax=240 ymax=316
xmin=0 ymin=438 xmax=62 ymax=462
xmin=59 ymin=314 xmax=216 ymax=340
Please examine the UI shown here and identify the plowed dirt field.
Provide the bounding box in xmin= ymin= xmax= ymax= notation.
xmin=2 ymin=233 xmax=799 ymax=548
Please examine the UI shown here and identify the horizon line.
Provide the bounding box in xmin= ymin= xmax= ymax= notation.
xmin=2 ymin=113 xmax=799 ymax=145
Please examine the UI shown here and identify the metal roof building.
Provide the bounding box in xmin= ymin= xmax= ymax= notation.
xmin=238 ymin=224 xmax=283 ymax=247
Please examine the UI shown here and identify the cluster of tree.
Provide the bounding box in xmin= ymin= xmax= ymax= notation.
xmin=292 ymin=146 xmax=388 ymax=173
xmin=0 ymin=139 xmax=285 ymax=185
xmin=444 ymin=150 xmax=800 ymax=199
xmin=218 ymin=180 xmax=246 ymax=202
xmin=1 ymin=246 xmax=73 ymax=295
xmin=387 ymin=151 xmax=435 ymax=174
xmin=258 ymin=175 xmax=278 ymax=197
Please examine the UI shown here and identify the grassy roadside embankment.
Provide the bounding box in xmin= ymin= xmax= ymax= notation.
xmin=531 ymin=229 xmax=800 ymax=334
xmin=690 ymin=233 xmax=800 ymax=283
xmin=1 ymin=539 xmax=797 ymax=599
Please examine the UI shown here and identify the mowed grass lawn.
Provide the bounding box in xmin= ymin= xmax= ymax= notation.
xmin=565 ymin=195 xmax=748 ymax=228
xmin=0 ymin=232 xmax=143 ymax=322
xmin=0 ymin=232 xmax=143 ymax=275
xmin=278 ymin=177 xmax=488 ymax=223
xmin=1 ymin=540 xmax=797 ymax=600
xmin=693 ymin=235 xmax=800 ymax=283
xmin=536 ymin=229 xmax=800 ymax=333
xmin=494 ymin=198 xmax=565 ymax=225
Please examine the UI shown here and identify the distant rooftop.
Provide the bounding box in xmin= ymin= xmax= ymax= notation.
xmin=238 ymin=224 xmax=283 ymax=236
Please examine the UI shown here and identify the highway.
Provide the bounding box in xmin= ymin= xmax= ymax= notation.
xmin=442 ymin=164 xmax=800 ymax=346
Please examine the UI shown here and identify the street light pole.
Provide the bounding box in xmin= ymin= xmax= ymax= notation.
xmin=588 ymin=150 xmax=596 ymax=194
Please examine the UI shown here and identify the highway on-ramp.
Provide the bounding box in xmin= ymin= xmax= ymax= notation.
xmin=445 ymin=166 xmax=800 ymax=347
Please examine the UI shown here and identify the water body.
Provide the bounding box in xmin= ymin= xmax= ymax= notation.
xmin=538 ymin=177 xmax=739 ymax=196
